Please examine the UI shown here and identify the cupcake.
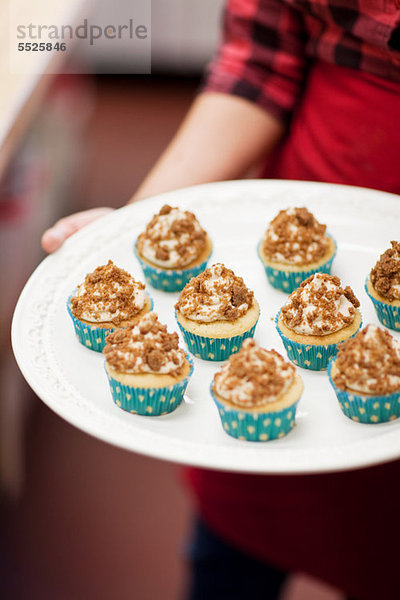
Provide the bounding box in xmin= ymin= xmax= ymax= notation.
xmin=276 ymin=273 xmax=362 ymax=370
xmin=135 ymin=204 xmax=212 ymax=291
xmin=258 ymin=207 xmax=336 ymax=293
xmin=365 ymin=241 xmax=400 ymax=330
xmin=175 ymin=263 xmax=260 ymax=361
xmin=211 ymin=339 xmax=303 ymax=441
xmin=104 ymin=312 xmax=193 ymax=415
xmin=328 ymin=325 xmax=400 ymax=423
xmin=67 ymin=260 xmax=152 ymax=352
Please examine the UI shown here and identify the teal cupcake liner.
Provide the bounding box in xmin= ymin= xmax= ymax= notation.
xmin=176 ymin=314 xmax=258 ymax=361
xmin=211 ymin=385 xmax=298 ymax=441
xmin=275 ymin=311 xmax=362 ymax=371
xmin=328 ymin=359 xmax=400 ymax=423
xmin=364 ymin=278 xmax=400 ymax=331
xmin=67 ymin=294 xmax=153 ymax=353
xmin=106 ymin=354 xmax=194 ymax=416
xmin=257 ymin=237 xmax=337 ymax=293
xmin=134 ymin=242 xmax=211 ymax=292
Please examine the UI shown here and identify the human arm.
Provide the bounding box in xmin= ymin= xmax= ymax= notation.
xmin=130 ymin=91 xmax=284 ymax=202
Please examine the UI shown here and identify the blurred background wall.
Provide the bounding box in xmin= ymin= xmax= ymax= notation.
xmin=93 ymin=0 xmax=223 ymax=73
xmin=1 ymin=1 xmax=343 ymax=598
xmin=0 ymin=3 xmax=222 ymax=599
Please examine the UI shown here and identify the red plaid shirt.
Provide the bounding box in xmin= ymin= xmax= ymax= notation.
xmin=204 ymin=0 xmax=400 ymax=121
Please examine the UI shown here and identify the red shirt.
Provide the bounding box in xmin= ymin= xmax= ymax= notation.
xmin=204 ymin=0 xmax=400 ymax=122
xmin=186 ymin=3 xmax=400 ymax=598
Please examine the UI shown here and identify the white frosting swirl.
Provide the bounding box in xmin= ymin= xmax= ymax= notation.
xmin=370 ymin=241 xmax=400 ymax=301
xmin=176 ymin=263 xmax=252 ymax=322
xmin=138 ymin=206 xmax=206 ymax=268
xmin=76 ymin=282 xmax=146 ymax=323
xmin=282 ymin=273 xmax=357 ymax=336
xmin=214 ymin=339 xmax=295 ymax=408
xmin=263 ymin=207 xmax=328 ymax=265
xmin=104 ymin=313 xmax=186 ymax=375
xmin=333 ymin=325 xmax=400 ymax=394
xmin=71 ymin=261 xmax=146 ymax=324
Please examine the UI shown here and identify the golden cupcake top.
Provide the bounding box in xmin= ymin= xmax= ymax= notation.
xmin=281 ymin=273 xmax=359 ymax=336
xmin=175 ymin=263 xmax=254 ymax=322
xmin=332 ymin=325 xmax=400 ymax=395
xmin=137 ymin=204 xmax=207 ymax=269
xmin=213 ymin=339 xmax=295 ymax=408
xmin=104 ymin=312 xmax=186 ymax=376
xmin=262 ymin=207 xmax=329 ymax=265
xmin=370 ymin=241 xmax=400 ymax=301
xmin=70 ymin=260 xmax=146 ymax=325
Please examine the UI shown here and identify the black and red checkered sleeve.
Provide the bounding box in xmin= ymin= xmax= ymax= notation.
xmin=203 ymin=0 xmax=308 ymax=123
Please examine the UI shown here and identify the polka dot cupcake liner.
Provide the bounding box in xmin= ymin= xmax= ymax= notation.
xmin=275 ymin=311 xmax=362 ymax=371
xmin=134 ymin=242 xmax=211 ymax=292
xmin=211 ymin=385 xmax=298 ymax=441
xmin=257 ymin=237 xmax=337 ymax=294
xmin=327 ymin=359 xmax=400 ymax=424
xmin=364 ymin=278 xmax=400 ymax=331
xmin=67 ymin=295 xmax=153 ymax=353
xmin=106 ymin=354 xmax=194 ymax=416
xmin=176 ymin=316 xmax=258 ymax=361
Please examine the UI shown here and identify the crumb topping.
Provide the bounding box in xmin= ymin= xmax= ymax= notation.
xmin=214 ymin=339 xmax=295 ymax=408
xmin=137 ymin=204 xmax=207 ymax=268
xmin=281 ymin=273 xmax=360 ymax=336
xmin=70 ymin=260 xmax=146 ymax=325
xmin=332 ymin=325 xmax=400 ymax=395
xmin=175 ymin=263 xmax=254 ymax=322
xmin=262 ymin=207 xmax=329 ymax=265
xmin=370 ymin=241 xmax=400 ymax=301
xmin=103 ymin=312 xmax=186 ymax=375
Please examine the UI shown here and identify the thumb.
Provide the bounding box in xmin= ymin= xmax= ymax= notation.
xmin=41 ymin=207 xmax=114 ymax=253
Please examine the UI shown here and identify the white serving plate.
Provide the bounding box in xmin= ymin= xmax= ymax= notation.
xmin=11 ymin=180 xmax=400 ymax=473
